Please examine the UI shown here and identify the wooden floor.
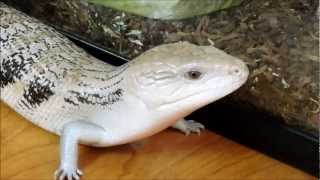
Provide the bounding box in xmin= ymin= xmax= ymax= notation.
xmin=1 ymin=102 xmax=315 ymax=180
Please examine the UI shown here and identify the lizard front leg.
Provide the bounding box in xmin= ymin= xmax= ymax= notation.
xmin=171 ymin=119 xmax=205 ymax=135
xmin=55 ymin=120 xmax=106 ymax=180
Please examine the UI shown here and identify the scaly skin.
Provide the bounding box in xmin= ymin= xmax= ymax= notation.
xmin=0 ymin=3 xmax=249 ymax=180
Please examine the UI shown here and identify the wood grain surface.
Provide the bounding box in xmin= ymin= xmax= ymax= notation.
xmin=1 ymin=102 xmax=315 ymax=180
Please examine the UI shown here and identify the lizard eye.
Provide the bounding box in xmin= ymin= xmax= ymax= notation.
xmin=185 ymin=70 xmax=202 ymax=80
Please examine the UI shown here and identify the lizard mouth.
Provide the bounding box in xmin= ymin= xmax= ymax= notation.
xmin=157 ymin=74 xmax=248 ymax=112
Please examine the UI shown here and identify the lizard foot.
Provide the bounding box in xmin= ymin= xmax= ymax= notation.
xmin=182 ymin=120 xmax=205 ymax=135
xmin=55 ymin=166 xmax=83 ymax=180
xmin=172 ymin=119 xmax=205 ymax=136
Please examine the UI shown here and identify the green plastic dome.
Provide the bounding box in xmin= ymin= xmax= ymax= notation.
xmin=88 ymin=0 xmax=244 ymax=20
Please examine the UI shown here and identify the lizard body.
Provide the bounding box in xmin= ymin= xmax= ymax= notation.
xmin=0 ymin=3 xmax=249 ymax=180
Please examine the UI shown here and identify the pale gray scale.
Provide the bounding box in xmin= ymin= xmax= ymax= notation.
xmin=62 ymin=46 xmax=115 ymax=71
xmin=0 ymin=3 xmax=26 ymax=17
xmin=65 ymin=72 xmax=124 ymax=94
xmin=0 ymin=3 xmax=128 ymax=134
xmin=0 ymin=5 xmax=73 ymax=59
xmin=47 ymin=42 xmax=128 ymax=79
xmin=19 ymin=99 xmax=33 ymax=111
xmin=44 ymin=54 xmax=116 ymax=83
xmin=45 ymin=41 xmax=109 ymax=70
xmin=1 ymin=20 xmax=62 ymax=70
xmin=1 ymin=37 xmax=67 ymax=88
xmin=0 ymin=3 xmax=8 ymax=15
xmin=80 ymin=64 xmax=128 ymax=82
xmin=1 ymin=17 xmax=43 ymax=50
xmin=1 ymin=7 xmax=114 ymax=73
xmin=62 ymin=65 xmax=126 ymax=109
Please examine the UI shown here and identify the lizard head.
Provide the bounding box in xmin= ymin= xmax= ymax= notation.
xmin=125 ymin=42 xmax=249 ymax=116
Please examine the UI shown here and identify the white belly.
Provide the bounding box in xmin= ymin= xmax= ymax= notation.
xmin=88 ymin=95 xmax=174 ymax=146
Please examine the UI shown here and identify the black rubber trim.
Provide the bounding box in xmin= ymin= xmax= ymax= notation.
xmin=58 ymin=29 xmax=319 ymax=177
xmin=57 ymin=28 xmax=128 ymax=65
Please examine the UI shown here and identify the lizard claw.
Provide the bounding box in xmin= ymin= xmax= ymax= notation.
xmin=172 ymin=119 xmax=205 ymax=135
xmin=183 ymin=120 xmax=205 ymax=135
xmin=55 ymin=165 xmax=83 ymax=180
xmin=76 ymin=169 xmax=83 ymax=176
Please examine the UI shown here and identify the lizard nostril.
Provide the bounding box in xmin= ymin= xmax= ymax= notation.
xmin=230 ymin=67 xmax=241 ymax=76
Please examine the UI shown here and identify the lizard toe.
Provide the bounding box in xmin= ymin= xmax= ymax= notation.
xmin=185 ymin=120 xmax=205 ymax=135
xmin=55 ymin=166 xmax=83 ymax=180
